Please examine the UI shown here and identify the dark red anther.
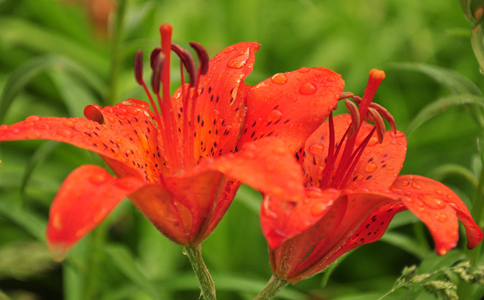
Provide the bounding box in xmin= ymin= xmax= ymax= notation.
xmin=189 ymin=42 xmax=209 ymax=75
xmin=171 ymin=44 xmax=198 ymax=87
xmin=151 ymin=53 xmax=165 ymax=94
xmin=150 ymin=47 xmax=161 ymax=70
xmin=134 ymin=49 xmax=144 ymax=85
xmin=368 ymin=108 xmax=385 ymax=143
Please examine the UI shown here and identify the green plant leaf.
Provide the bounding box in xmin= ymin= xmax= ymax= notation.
xmin=405 ymin=94 xmax=484 ymax=135
xmin=418 ymin=250 xmax=464 ymax=274
xmin=20 ymin=141 xmax=59 ymax=199
xmin=430 ymin=164 xmax=478 ymax=188
xmin=380 ymin=232 xmax=431 ymax=259
xmin=390 ymin=63 xmax=481 ymax=95
xmin=104 ymin=244 xmax=160 ymax=300
xmin=234 ymin=185 xmax=262 ymax=215
xmin=387 ymin=210 xmax=419 ymax=230
xmin=0 ymin=197 xmax=47 ymax=241
xmin=461 ymin=0 xmax=474 ymax=22
xmin=471 ymin=25 xmax=484 ymax=72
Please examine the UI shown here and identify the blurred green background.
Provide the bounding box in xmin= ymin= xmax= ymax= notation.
xmin=0 ymin=0 xmax=483 ymax=299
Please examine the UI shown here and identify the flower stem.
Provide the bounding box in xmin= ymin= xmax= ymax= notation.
xmin=253 ymin=274 xmax=288 ymax=300
xmin=107 ymin=0 xmax=127 ymax=106
xmin=183 ymin=245 xmax=217 ymax=300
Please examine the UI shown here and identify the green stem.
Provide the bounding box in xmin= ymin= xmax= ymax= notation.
xmin=183 ymin=245 xmax=217 ymax=300
xmin=107 ymin=0 xmax=128 ymax=106
xmin=82 ymin=222 xmax=108 ymax=300
xmin=457 ymin=137 xmax=484 ymax=300
xmin=253 ymin=274 xmax=288 ymax=300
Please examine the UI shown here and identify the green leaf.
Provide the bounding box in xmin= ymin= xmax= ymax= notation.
xmin=390 ymin=63 xmax=481 ymax=96
xmin=20 ymin=141 xmax=59 ymax=199
xmin=0 ymin=55 xmax=105 ymax=123
xmin=380 ymin=232 xmax=431 ymax=259
xmin=471 ymin=25 xmax=484 ymax=72
xmin=418 ymin=250 xmax=464 ymax=274
xmin=0 ymin=17 xmax=108 ymax=75
xmin=156 ymin=273 xmax=307 ymax=300
xmin=0 ymin=289 xmax=12 ymax=300
xmin=387 ymin=210 xmax=419 ymax=230
xmin=430 ymin=164 xmax=478 ymax=188
xmin=234 ymin=185 xmax=262 ymax=215
xmin=0 ymin=198 xmax=47 ymax=241
xmin=405 ymin=94 xmax=484 ymax=135
xmin=461 ymin=0 xmax=474 ymax=22
xmin=49 ymin=69 xmax=101 ymax=118
xmin=104 ymin=244 xmax=160 ymax=300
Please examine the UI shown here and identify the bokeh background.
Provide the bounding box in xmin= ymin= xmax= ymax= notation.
xmin=0 ymin=0 xmax=483 ymax=299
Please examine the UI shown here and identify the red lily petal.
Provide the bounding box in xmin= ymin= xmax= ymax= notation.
xmin=344 ymin=129 xmax=407 ymax=191
xmin=46 ymin=165 xmax=146 ymax=254
xmin=261 ymin=187 xmax=341 ymax=249
xmin=0 ymin=100 xmax=164 ymax=183
xmin=164 ymin=137 xmax=305 ymax=245
xmin=320 ymin=200 xmax=406 ymax=272
xmin=391 ymin=175 xmax=483 ymax=254
xmin=237 ymin=67 xmax=344 ymax=153
xmin=281 ymin=191 xmax=399 ymax=282
xmin=171 ymin=42 xmax=260 ymax=161
xmin=84 ymin=100 xmax=165 ymax=182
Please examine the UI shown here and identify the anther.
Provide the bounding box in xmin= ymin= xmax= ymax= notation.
xmin=189 ymin=42 xmax=209 ymax=75
xmin=134 ymin=49 xmax=144 ymax=85
xmin=368 ymin=103 xmax=396 ymax=133
xmin=151 ymin=53 xmax=165 ymax=94
xmin=368 ymin=108 xmax=385 ymax=143
xmin=344 ymin=99 xmax=360 ymax=138
xmin=171 ymin=44 xmax=198 ymax=86
xmin=150 ymin=47 xmax=161 ymax=70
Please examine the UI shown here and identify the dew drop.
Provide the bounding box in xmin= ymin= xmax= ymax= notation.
xmin=75 ymin=227 xmax=89 ymax=238
xmin=299 ymin=67 xmax=310 ymax=73
xmin=227 ymin=49 xmax=250 ymax=69
xmin=299 ymin=82 xmax=317 ymax=95
xmin=0 ymin=125 xmax=7 ymax=130
xmin=52 ymin=214 xmax=62 ymax=230
xmin=404 ymin=191 xmax=412 ymax=196
xmin=267 ymin=110 xmax=283 ymax=122
xmin=402 ymin=180 xmax=409 ymax=187
xmin=422 ymin=196 xmax=447 ymax=210
xmin=311 ymin=202 xmax=327 ymax=216
xmin=271 ymin=73 xmax=288 ymax=84
xmin=107 ymin=117 xmax=116 ymax=123
xmin=434 ymin=189 xmax=443 ymax=195
xmin=25 ymin=115 xmax=40 ymax=122
xmin=309 ymin=143 xmax=324 ymax=155
xmin=447 ymin=230 xmax=458 ymax=238
xmin=367 ymin=136 xmax=378 ymax=146
xmin=297 ymin=221 xmax=312 ymax=231
xmin=57 ymin=128 xmax=72 ymax=137
xmin=35 ymin=123 xmax=49 ymax=130
xmin=89 ymin=173 xmax=108 ymax=185
xmin=117 ymin=108 xmax=128 ymax=115
xmin=63 ymin=119 xmax=75 ymax=128
xmin=26 ymin=131 xmax=40 ymax=139
xmin=306 ymin=186 xmax=324 ymax=198
xmin=435 ymin=212 xmax=448 ymax=223
xmin=327 ymin=76 xmax=336 ymax=82
xmin=364 ymin=161 xmax=377 ymax=173
xmin=411 ymin=182 xmax=421 ymax=190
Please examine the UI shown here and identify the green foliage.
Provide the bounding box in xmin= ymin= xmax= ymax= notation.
xmin=1 ymin=0 xmax=484 ymax=299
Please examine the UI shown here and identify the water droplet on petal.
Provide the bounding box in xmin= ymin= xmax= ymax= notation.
xmin=35 ymin=123 xmax=49 ymax=130
xmin=309 ymin=143 xmax=324 ymax=155
xmin=422 ymin=196 xmax=447 ymax=210
xmin=25 ymin=115 xmax=40 ymax=122
xmin=311 ymin=202 xmax=328 ymax=216
xmin=26 ymin=131 xmax=40 ymax=139
xmin=0 ymin=125 xmax=7 ymax=130
xmin=327 ymin=76 xmax=336 ymax=82
xmin=447 ymin=230 xmax=458 ymax=238
xmin=299 ymin=67 xmax=310 ymax=73
xmin=57 ymin=129 xmax=72 ymax=137
xmin=271 ymin=73 xmax=288 ymax=84
xmin=300 ymin=82 xmax=317 ymax=95
xmin=89 ymin=173 xmax=108 ymax=185
xmin=267 ymin=110 xmax=283 ymax=122
xmin=434 ymin=189 xmax=443 ymax=195
xmin=107 ymin=117 xmax=116 ymax=123
xmin=402 ymin=180 xmax=409 ymax=187
xmin=117 ymin=108 xmax=128 ymax=115
xmin=306 ymin=186 xmax=324 ymax=198
xmin=435 ymin=212 xmax=448 ymax=223
xmin=367 ymin=136 xmax=378 ymax=146
xmin=63 ymin=119 xmax=75 ymax=128
xmin=227 ymin=49 xmax=250 ymax=69
xmin=411 ymin=182 xmax=421 ymax=190
xmin=364 ymin=161 xmax=377 ymax=173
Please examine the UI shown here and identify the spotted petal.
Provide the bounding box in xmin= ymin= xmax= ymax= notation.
xmin=391 ymin=175 xmax=483 ymax=255
xmin=238 ymin=67 xmax=344 ymax=153
xmin=170 ymin=42 xmax=260 ymax=162
xmin=0 ymin=100 xmax=164 ymax=182
xmin=47 ymin=165 xmax=147 ymax=254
